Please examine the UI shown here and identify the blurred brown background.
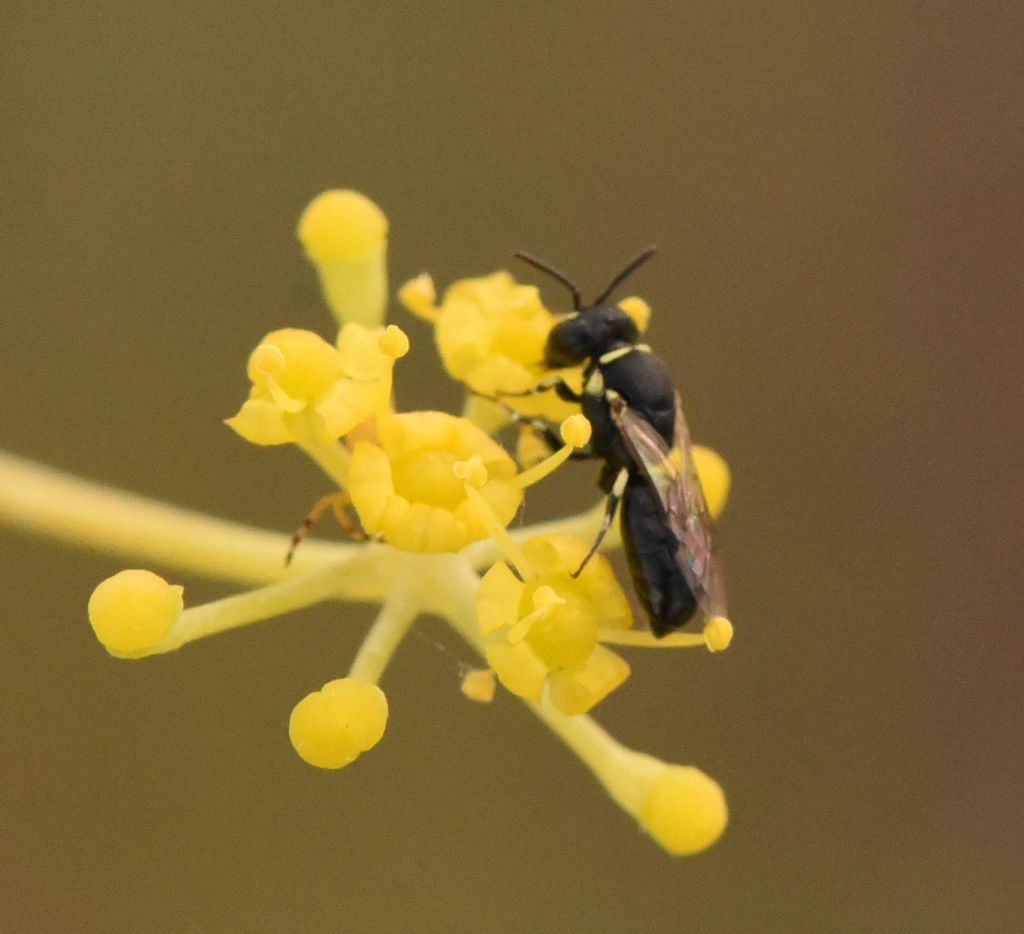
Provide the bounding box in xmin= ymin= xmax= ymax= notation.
xmin=2 ymin=2 xmax=1021 ymax=932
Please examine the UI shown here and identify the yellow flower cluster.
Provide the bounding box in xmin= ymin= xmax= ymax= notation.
xmin=26 ymin=187 xmax=740 ymax=857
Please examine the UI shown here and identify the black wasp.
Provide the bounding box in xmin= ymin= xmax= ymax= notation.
xmin=496 ymin=247 xmax=726 ymax=637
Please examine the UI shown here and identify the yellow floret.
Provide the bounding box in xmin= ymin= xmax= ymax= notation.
xmin=476 ymin=534 xmax=633 ymax=714
xmin=348 ymin=411 xmax=522 ymax=553
xmin=399 ymin=270 xmax=582 ymax=425
xmin=87 ymin=570 xmax=183 ymax=658
xmin=227 ymin=326 xmax=394 ymax=447
xmin=289 ymin=677 xmax=389 ymax=769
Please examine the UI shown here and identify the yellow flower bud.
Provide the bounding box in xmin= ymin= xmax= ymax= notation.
xmin=289 ymin=677 xmax=388 ymax=769
xmin=692 ymin=445 xmax=731 ymax=519
xmin=297 ymin=189 xmax=387 ymax=262
xmin=639 ymin=766 xmax=728 ymax=856
xmin=297 ymin=190 xmax=389 ymax=327
xmin=87 ymin=570 xmax=183 ymax=658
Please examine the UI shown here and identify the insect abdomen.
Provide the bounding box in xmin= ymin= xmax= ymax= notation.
xmin=620 ymin=475 xmax=697 ymax=636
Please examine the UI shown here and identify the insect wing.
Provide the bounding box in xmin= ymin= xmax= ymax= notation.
xmin=610 ymin=394 xmax=727 ymax=618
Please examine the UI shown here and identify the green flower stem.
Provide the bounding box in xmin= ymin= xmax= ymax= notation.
xmin=0 ymin=450 xmax=353 ymax=585
xmin=2 ymin=448 xmax=673 ymax=834
xmin=524 ymin=694 xmax=659 ymax=818
xmin=155 ymin=563 xmax=358 ymax=654
xmin=348 ymin=588 xmax=419 ymax=683
xmin=0 ymin=450 xmax=605 ymax=580
xmin=598 ymin=628 xmax=707 ymax=648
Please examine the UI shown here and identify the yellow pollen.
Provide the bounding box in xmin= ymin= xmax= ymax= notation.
xmin=560 ymin=414 xmax=592 ymax=448
xmin=453 ymin=455 xmax=489 ymax=489
xmin=379 ymin=325 xmax=410 ymax=359
xmin=514 ymin=418 xmax=591 ymax=490
xmin=460 ymin=668 xmax=496 ymax=703
xmin=703 ymin=616 xmax=734 ymax=652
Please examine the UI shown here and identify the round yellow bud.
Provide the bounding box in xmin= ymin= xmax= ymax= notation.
xmin=560 ymin=414 xmax=592 ymax=449
xmin=704 ymin=615 xmax=734 ymax=652
xmin=87 ymin=570 xmax=183 ymax=658
xmin=289 ymin=677 xmax=388 ymax=769
xmin=640 ymin=766 xmax=728 ymax=856
xmin=297 ymin=190 xmax=388 ymax=262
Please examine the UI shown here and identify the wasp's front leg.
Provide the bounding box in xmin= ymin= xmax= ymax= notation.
xmin=489 ymin=375 xmax=583 ymax=404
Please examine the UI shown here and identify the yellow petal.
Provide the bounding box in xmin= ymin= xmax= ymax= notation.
xmin=485 ymin=640 xmax=548 ymax=701
xmin=348 ymin=441 xmax=395 ymax=532
xmin=547 ymin=645 xmax=631 ymax=715
xmin=225 ymin=399 xmax=292 ymax=446
xmin=476 ymin=561 xmax=526 ymax=635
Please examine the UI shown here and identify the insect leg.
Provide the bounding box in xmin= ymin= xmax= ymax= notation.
xmin=570 ymin=467 xmax=629 ymax=578
xmin=473 ymin=390 xmax=594 ymax=458
xmin=285 ymin=491 xmax=366 ymax=566
xmin=489 ymin=377 xmax=583 ymax=403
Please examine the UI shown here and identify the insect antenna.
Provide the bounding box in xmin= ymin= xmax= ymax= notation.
xmin=591 ymin=245 xmax=657 ymax=306
xmin=512 ymin=251 xmax=582 ymax=311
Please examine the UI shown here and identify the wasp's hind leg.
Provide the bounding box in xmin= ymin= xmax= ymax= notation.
xmin=285 ymin=491 xmax=367 ymax=566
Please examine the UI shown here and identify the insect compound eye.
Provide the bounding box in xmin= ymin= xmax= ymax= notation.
xmin=602 ymin=307 xmax=640 ymax=345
